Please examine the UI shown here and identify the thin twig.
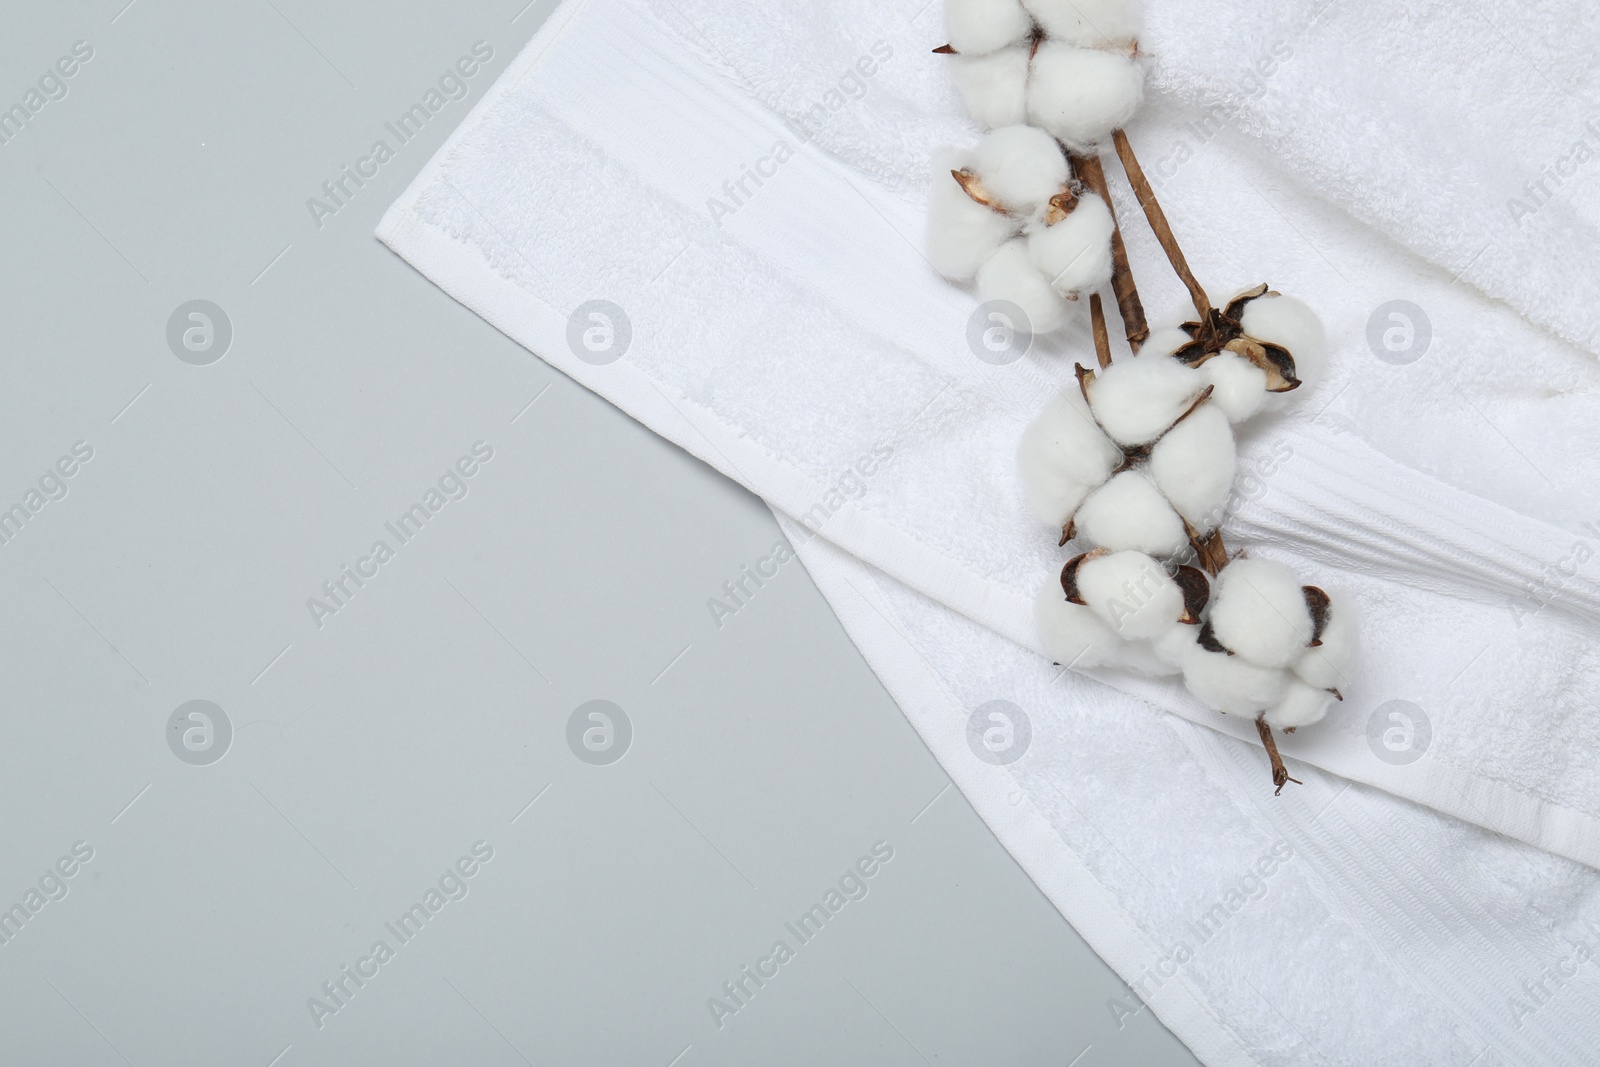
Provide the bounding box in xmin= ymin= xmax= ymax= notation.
xmin=1070 ymin=149 xmax=1148 ymax=352
xmin=1255 ymin=717 xmax=1301 ymax=795
xmin=1111 ymin=129 xmax=1211 ymax=321
xmin=1089 ymin=293 xmax=1113 ymax=370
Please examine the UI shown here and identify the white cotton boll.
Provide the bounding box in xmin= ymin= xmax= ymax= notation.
xmin=945 ymin=0 xmax=1035 ymax=55
xmin=1027 ymin=42 xmax=1144 ymax=151
xmin=1263 ymin=680 xmax=1335 ymax=730
xmin=1240 ymin=293 xmax=1326 ymax=385
xmin=1294 ymin=594 xmax=1359 ymax=691
xmin=1151 ymin=623 xmax=1199 ymax=671
xmin=1149 ymin=404 xmax=1236 ymax=533
xmin=1073 ymin=470 xmax=1190 ymax=557
xmin=974 ymin=126 xmax=1071 ymax=215
xmin=1035 ymin=580 xmax=1126 ymax=669
xmin=1118 ymin=638 xmax=1181 ymax=677
xmin=1020 ymin=383 xmax=1124 ymax=483
xmin=927 ymin=154 xmax=1017 ymax=281
xmin=1183 ymin=649 xmax=1289 ymax=716
xmin=977 ymin=239 xmax=1072 ymax=334
xmin=950 ymin=46 xmax=1031 ymax=128
xmin=1016 ymin=384 xmax=1122 ymax=525
xmin=1086 ymin=355 xmax=1207 ymax=447
xmin=1209 ymin=559 xmax=1315 ymax=669
xmin=1077 ymin=551 xmax=1183 ymax=641
xmin=1026 ymin=194 xmax=1115 ymax=296
xmin=1018 ymin=462 xmax=1093 ymax=530
xmin=1140 ymin=327 xmax=1194 ymax=359
xmin=1022 ymin=0 xmax=1141 ymax=48
xmin=1200 ymin=352 xmax=1269 ymax=423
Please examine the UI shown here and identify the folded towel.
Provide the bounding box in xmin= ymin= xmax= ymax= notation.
xmin=378 ymin=0 xmax=1600 ymax=1060
xmin=785 ymin=513 xmax=1600 ymax=1066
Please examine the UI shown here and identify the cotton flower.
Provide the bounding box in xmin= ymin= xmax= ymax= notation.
xmin=1240 ymin=291 xmax=1327 ymax=389
xmin=1178 ymin=560 xmax=1355 ymax=731
xmin=1167 ymin=286 xmax=1324 ymax=400
xmin=1017 ymin=349 xmax=1235 ymax=555
xmin=1073 ymin=469 xmax=1190 ymax=557
xmin=927 ymin=157 xmax=1018 ymax=281
xmin=1182 ymin=641 xmax=1289 ymax=715
xmin=1293 ymin=588 xmax=1358 ymax=693
xmin=1027 ymin=192 xmax=1115 ymax=295
xmin=978 ymin=238 xmax=1073 ymax=333
xmin=944 ymin=0 xmax=1035 ymax=56
xmin=1035 ymin=577 xmax=1126 ymax=668
xmin=1198 ymin=351 xmax=1269 ymax=423
xmin=1071 ymin=549 xmax=1188 ymax=640
xmin=950 ymin=45 xmax=1031 ymax=128
xmin=1039 ymin=549 xmax=1207 ymax=671
xmin=1016 ymin=381 xmax=1124 ymax=526
xmin=1263 ymin=680 xmax=1336 ymax=730
xmin=1150 ymin=620 xmax=1199 ymax=671
xmin=1148 ymin=403 xmax=1236 ymax=533
xmin=1021 ymin=0 xmax=1140 ymax=49
xmin=1082 ymin=354 xmax=1209 ymax=447
xmin=927 ymin=133 xmax=1116 ymax=329
xmin=974 ymin=125 xmax=1071 ymax=215
xmin=1207 ymin=558 xmax=1314 ymax=669
xmin=1026 ymin=41 xmax=1144 ymax=151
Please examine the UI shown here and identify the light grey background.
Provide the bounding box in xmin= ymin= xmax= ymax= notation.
xmin=0 ymin=1 xmax=1201 ymax=1064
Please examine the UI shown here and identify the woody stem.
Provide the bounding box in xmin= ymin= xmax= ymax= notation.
xmin=1089 ymin=293 xmax=1113 ymax=370
xmin=1111 ymin=129 xmax=1212 ymax=321
xmin=1255 ymin=717 xmax=1301 ymax=796
xmin=1070 ymin=149 xmax=1148 ymax=352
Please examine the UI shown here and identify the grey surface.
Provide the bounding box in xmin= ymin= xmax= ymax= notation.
xmin=0 ymin=1 xmax=1202 ymax=1064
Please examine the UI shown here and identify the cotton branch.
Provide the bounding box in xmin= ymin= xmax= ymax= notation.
xmin=1111 ymin=129 xmax=1212 ymax=322
xmin=1089 ymin=293 xmax=1113 ymax=370
xmin=1256 ymin=717 xmax=1302 ymax=796
xmin=1069 ymin=149 xmax=1148 ymax=352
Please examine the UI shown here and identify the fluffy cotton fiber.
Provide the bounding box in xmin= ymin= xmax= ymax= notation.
xmin=975 ymin=125 xmax=1071 ymax=215
xmin=1086 ymin=354 xmax=1207 ymax=446
xmin=977 ymin=239 xmax=1071 ymax=333
xmin=1151 ymin=623 xmax=1198 ymax=671
xmin=1027 ymin=194 xmax=1115 ymax=296
xmin=951 ymin=46 xmax=1031 ymax=129
xmin=1035 ymin=581 xmax=1124 ymax=668
xmin=1073 ymin=470 xmax=1189 ymax=557
xmin=1027 ymin=42 xmax=1144 ymax=150
xmin=1200 ymin=352 xmax=1269 ymax=423
xmin=1022 ymin=0 xmax=1141 ymax=49
xmin=1149 ymin=404 xmax=1236 ymax=532
xmin=927 ymin=159 xmax=1017 ymax=281
xmin=1240 ymin=293 xmax=1326 ymax=385
xmin=1294 ymin=591 xmax=1358 ymax=691
xmin=944 ymin=0 xmax=1034 ymax=56
xmin=1140 ymin=326 xmax=1194 ymax=359
xmin=1182 ymin=645 xmax=1289 ymax=716
xmin=1208 ymin=558 xmax=1315 ymax=669
xmin=1016 ymin=383 xmax=1123 ymax=525
xmin=1263 ymin=680 xmax=1336 ymax=730
xmin=1077 ymin=550 xmax=1184 ymax=641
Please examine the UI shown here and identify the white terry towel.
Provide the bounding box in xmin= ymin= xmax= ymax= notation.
xmin=782 ymin=517 xmax=1600 ymax=1066
xmin=377 ymin=0 xmax=1600 ymax=1060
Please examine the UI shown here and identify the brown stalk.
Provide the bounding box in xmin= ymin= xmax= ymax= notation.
xmin=1111 ymin=129 xmax=1211 ymax=322
xmin=1069 ymin=150 xmax=1148 ymax=352
xmin=1089 ymin=293 xmax=1113 ymax=370
xmin=1255 ymin=717 xmax=1302 ymax=795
